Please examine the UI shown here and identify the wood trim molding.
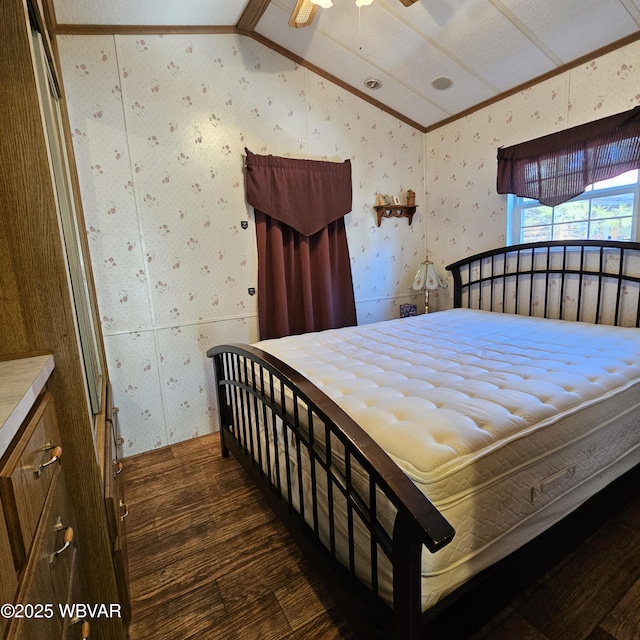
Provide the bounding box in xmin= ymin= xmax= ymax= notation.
xmin=236 ymin=0 xmax=272 ymax=34
xmin=54 ymin=23 xmax=236 ymax=35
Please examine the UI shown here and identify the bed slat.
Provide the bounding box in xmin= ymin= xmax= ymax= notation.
xmin=447 ymin=240 xmax=640 ymax=327
xmin=208 ymin=346 xmax=456 ymax=639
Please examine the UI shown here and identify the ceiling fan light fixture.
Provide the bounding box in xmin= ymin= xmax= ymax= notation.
xmin=289 ymin=0 xmax=319 ymax=28
xmin=365 ymin=77 xmax=383 ymax=90
xmin=291 ymin=0 xmax=381 ymax=28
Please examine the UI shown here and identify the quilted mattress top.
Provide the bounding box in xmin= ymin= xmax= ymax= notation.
xmin=257 ymin=309 xmax=640 ymax=500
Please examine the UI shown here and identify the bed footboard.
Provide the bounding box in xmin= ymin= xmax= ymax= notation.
xmin=207 ymin=344 xmax=455 ymax=640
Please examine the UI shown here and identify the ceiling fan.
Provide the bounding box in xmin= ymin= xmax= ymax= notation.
xmin=289 ymin=0 xmax=419 ymax=28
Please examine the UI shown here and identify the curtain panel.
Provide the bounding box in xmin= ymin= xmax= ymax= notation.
xmin=245 ymin=149 xmax=357 ymax=340
xmin=497 ymin=106 xmax=640 ymax=207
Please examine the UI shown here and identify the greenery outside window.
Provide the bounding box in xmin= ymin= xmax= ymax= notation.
xmin=508 ymin=169 xmax=639 ymax=245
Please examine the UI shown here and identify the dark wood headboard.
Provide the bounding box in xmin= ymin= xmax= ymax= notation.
xmin=446 ymin=240 xmax=640 ymax=327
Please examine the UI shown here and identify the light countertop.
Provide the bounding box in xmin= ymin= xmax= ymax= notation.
xmin=0 ymin=355 xmax=55 ymax=456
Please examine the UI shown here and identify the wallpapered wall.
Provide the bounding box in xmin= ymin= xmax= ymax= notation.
xmin=58 ymin=34 xmax=426 ymax=456
xmin=425 ymin=39 xmax=640 ymax=309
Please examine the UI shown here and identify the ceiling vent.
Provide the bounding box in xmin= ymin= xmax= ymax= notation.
xmin=431 ymin=76 xmax=453 ymax=91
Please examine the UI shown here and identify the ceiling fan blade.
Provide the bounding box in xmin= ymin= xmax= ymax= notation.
xmin=289 ymin=0 xmax=415 ymax=28
xmin=289 ymin=0 xmax=318 ymax=28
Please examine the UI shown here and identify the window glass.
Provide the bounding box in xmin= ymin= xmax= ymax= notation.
xmin=590 ymin=170 xmax=638 ymax=190
xmin=509 ymin=169 xmax=639 ymax=244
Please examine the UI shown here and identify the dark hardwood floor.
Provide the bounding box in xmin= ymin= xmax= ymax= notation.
xmin=123 ymin=432 xmax=640 ymax=640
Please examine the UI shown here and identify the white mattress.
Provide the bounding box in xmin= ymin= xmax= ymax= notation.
xmin=256 ymin=309 xmax=640 ymax=608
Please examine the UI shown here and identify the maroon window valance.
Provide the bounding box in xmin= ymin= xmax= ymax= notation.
xmin=497 ymin=106 xmax=640 ymax=207
xmin=244 ymin=148 xmax=352 ymax=236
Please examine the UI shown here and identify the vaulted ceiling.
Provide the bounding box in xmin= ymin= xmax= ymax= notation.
xmin=52 ymin=0 xmax=640 ymax=131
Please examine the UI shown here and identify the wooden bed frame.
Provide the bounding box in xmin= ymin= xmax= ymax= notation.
xmin=207 ymin=240 xmax=640 ymax=639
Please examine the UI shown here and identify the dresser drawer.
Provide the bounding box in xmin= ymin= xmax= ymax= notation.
xmin=4 ymin=464 xmax=70 ymax=640
xmin=0 ymin=391 xmax=62 ymax=571
xmin=103 ymin=394 xmax=131 ymax=627
xmin=61 ymin=547 xmax=83 ymax=639
xmin=3 ymin=570 xmax=61 ymax=640
xmin=104 ymin=418 xmax=128 ymax=546
xmin=113 ymin=534 xmax=131 ymax=627
xmin=104 ymin=423 xmax=119 ymax=545
xmin=0 ymin=500 xmax=18 ymax=639
xmin=63 ymin=619 xmax=91 ymax=640
xmin=46 ymin=469 xmax=76 ymax=607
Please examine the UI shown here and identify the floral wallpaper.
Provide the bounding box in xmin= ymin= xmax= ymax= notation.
xmin=426 ymin=39 xmax=640 ymax=310
xmin=58 ymin=34 xmax=426 ymax=456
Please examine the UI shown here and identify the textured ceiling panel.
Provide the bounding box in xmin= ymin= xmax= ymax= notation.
xmin=381 ymin=42 xmax=498 ymax=112
xmin=408 ymin=0 xmax=557 ymax=91
xmin=53 ymin=0 xmax=247 ymax=25
xmin=499 ymin=0 xmax=640 ymax=62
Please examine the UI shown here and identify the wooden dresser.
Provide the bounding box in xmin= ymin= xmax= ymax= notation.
xmin=0 ymin=356 xmax=94 ymax=639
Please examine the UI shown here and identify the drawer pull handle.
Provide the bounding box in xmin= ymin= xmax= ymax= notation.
xmin=69 ymin=618 xmax=91 ymax=638
xmin=114 ymin=461 xmax=124 ymax=476
xmin=35 ymin=446 xmax=62 ymax=478
xmin=119 ymin=500 xmax=129 ymax=521
xmin=51 ymin=526 xmax=74 ymax=562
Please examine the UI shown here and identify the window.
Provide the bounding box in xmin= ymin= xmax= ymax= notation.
xmin=508 ymin=169 xmax=639 ymax=244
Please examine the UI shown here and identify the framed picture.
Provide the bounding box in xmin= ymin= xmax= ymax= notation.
xmin=393 ymin=196 xmax=401 ymax=205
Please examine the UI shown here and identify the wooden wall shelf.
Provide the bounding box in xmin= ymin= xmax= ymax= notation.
xmin=375 ymin=205 xmax=417 ymax=226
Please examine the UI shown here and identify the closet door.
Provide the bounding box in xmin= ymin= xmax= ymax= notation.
xmin=31 ymin=24 xmax=103 ymax=423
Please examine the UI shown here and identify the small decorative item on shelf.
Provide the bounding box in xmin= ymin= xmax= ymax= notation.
xmin=374 ymin=190 xmax=418 ymax=226
xmin=406 ymin=189 xmax=416 ymax=206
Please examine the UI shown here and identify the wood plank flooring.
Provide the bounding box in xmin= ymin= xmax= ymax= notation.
xmin=123 ymin=433 xmax=640 ymax=639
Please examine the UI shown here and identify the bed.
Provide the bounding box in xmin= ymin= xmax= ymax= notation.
xmin=206 ymin=240 xmax=640 ymax=639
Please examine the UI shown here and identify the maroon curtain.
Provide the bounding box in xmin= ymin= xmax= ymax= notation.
xmin=245 ymin=149 xmax=357 ymax=340
xmin=497 ymin=106 xmax=640 ymax=206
